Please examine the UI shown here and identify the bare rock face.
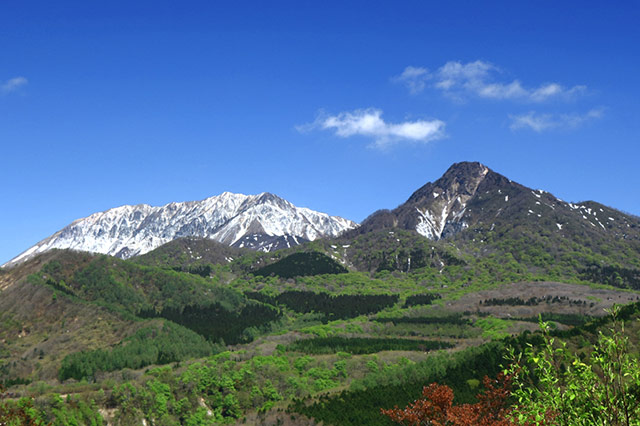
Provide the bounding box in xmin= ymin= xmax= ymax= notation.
xmin=405 ymin=162 xmax=490 ymax=239
xmin=4 ymin=192 xmax=357 ymax=267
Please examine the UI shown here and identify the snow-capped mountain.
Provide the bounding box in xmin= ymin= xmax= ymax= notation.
xmin=4 ymin=192 xmax=357 ymax=267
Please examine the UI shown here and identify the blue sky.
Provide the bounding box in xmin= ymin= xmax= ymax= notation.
xmin=2 ymin=1 xmax=639 ymax=263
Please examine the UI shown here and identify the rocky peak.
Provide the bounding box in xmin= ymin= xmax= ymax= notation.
xmin=407 ymin=161 xmax=490 ymax=205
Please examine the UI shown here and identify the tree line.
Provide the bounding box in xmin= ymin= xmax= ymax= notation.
xmin=287 ymin=336 xmax=454 ymax=355
xmin=245 ymin=290 xmax=398 ymax=320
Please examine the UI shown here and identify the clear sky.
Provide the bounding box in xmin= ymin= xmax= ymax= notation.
xmin=2 ymin=1 xmax=639 ymax=264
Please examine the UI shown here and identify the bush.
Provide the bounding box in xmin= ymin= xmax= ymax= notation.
xmin=507 ymin=307 xmax=640 ymax=425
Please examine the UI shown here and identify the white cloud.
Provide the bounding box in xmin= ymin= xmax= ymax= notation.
xmin=435 ymin=60 xmax=494 ymax=90
xmin=509 ymin=109 xmax=603 ymax=132
xmin=528 ymin=83 xmax=586 ymax=102
xmin=392 ymin=66 xmax=430 ymax=95
xmin=476 ymin=80 xmax=528 ymax=99
xmin=395 ymin=60 xmax=585 ymax=103
xmin=1 ymin=77 xmax=28 ymax=94
xmin=301 ymin=108 xmax=446 ymax=149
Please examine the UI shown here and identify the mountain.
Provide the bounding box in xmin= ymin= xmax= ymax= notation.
xmin=3 ymin=192 xmax=357 ymax=268
xmin=352 ymin=161 xmax=640 ymax=244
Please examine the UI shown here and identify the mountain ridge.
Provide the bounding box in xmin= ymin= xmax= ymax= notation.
xmin=3 ymin=191 xmax=357 ymax=268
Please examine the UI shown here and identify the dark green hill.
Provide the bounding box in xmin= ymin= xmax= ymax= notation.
xmin=253 ymin=251 xmax=348 ymax=278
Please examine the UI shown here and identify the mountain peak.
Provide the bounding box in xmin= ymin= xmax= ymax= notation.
xmin=444 ymin=161 xmax=490 ymax=177
xmin=407 ymin=161 xmax=491 ymax=205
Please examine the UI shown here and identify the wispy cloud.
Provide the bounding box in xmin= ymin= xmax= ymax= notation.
xmin=1 ymin=77 xmax=28 ymax=94
xmin=509 ymin=109 xmax=604 ymax=132
xmin=392 ymin=66 xmax=430 ymax=95
xmin=299 ymin=108 xmax=446 ymax=149
xmin=394 ymin=61 xmax=585 ymax=103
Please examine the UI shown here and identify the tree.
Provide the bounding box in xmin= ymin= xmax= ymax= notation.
xmin=380 ymin=373 xmax=515 ymax=426
xmin=0 ymin=385 xmax=47 ymax=426
xmin=507 ymin=307 xmax=640 ymax=425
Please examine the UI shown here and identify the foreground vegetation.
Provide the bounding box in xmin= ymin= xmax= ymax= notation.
xmin=381 ymin=308 xmax=640 ymax=426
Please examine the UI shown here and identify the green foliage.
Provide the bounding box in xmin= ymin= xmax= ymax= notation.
xmin=9 ymin=198 xmax=640 ymax=425
xmin=507 ymin=309 xmax=640 ymax=425
xmin=288 ymin=336 xmax=454 ymax=355
xmin=106 ymin=352 xmax=345 ymax=423
xmin=139 ymin=300 xmax=281 ymax=345
xmin=246 ymin=290 xmax=398 ymax=320
xmin=475 ymin=316 xmax=511 ymax=340
xmin=293 ymin=356 xmax=313 ymax=372
xmin=580 ymin=263 xmax=640 ymax=290
xmin=403 ymin=293 xmax=441 ymax=307
xmin=299 ymin=324 xmax=340 ymax=338
xmin=511 ymin=312 xmax=593 ymax=327
xmin=48 ymin=394 xmax=104 ymax=426
xmin=1 ymin=385 xmax=105 ymax=426
xmin=58 ymin=322 xmax=216 ymax=381
xmin=0 ymin=386 xmax=47 ymax=426
xmin=374 ymin=314 xmax=469 ymax=325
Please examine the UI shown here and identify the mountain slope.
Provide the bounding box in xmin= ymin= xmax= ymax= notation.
xmin=4 ymin=192 xmax=357 ymax=268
